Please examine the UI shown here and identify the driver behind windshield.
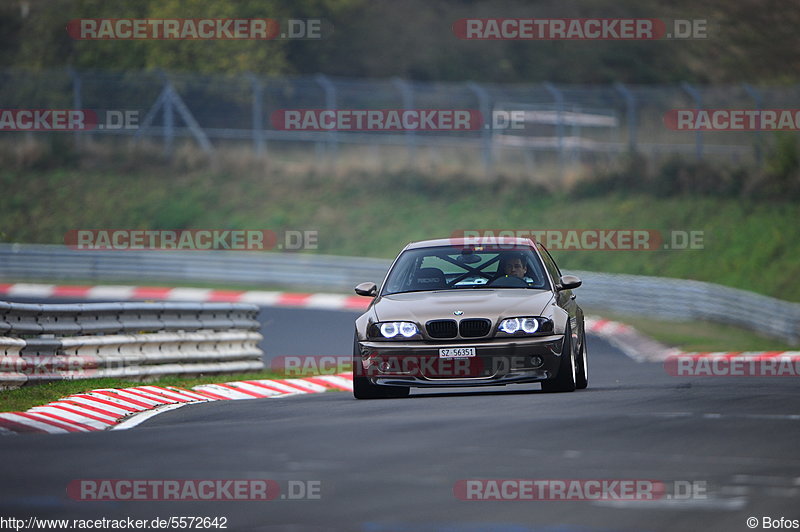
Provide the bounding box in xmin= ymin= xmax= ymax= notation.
xmin=500 ymin=253 xmax=534 ymax=282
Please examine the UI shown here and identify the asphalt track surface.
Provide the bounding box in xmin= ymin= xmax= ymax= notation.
xmin=1 ymin=299 xmax=799 ymax=531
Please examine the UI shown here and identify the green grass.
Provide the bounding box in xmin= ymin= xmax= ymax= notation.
xmin=0 ymin=368 xmax=346 ymax=414
xmin=593 ymin=311 xmax=798 ymax=352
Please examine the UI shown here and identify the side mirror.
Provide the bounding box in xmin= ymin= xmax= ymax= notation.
xmin=354 ymin=282 xmax=378 ymax=297
xmin=558 ymin=275 xmax=582 ymax=290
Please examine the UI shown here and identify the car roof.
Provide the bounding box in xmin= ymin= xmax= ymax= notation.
xmin=404 ymin=237 xmax=539 ymax=250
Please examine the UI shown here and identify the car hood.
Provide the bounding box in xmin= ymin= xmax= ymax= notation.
xmin=373 ymin=289 xmax=555 ymax=323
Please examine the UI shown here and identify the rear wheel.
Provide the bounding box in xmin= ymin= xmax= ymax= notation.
xmin=541 ymin=325 xmax=577 ymax=393
xmin=352 ymin=335 xmax=410 ymax=399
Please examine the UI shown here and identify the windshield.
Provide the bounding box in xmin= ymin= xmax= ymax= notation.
xmin=381 ymin=245 xmax=549 ymax=295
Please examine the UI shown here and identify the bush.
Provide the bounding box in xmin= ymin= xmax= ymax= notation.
xmin=758 ymin=133 xmax=800 ymax=198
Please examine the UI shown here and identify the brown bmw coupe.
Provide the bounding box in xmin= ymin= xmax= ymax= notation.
xmin=352 ymin=237 xmax=588 ymax=399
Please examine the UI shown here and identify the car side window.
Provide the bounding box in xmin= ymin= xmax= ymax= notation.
xmin=536 ymin=244 xmax=562 ymax=286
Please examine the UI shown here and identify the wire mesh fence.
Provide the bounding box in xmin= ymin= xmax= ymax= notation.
xmin=2 ymin=68 xmax=799 ymax=175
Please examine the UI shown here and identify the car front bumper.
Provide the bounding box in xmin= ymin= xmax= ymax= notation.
xmin=355 ymin=334 xmax=565 ymax=387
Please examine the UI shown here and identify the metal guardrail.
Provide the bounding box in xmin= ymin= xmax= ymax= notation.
xmin=572 ymin=272 xmax=800 ymax=345
xmin=0 ymin=299 xmax=264 ymax=388
xmin=0 ymin=243 xmax=389 ymax=290
xmin=1 ymin=243 xmax=798 ymax=344
xmin=0 ymin=301 xmax=260 ymax=334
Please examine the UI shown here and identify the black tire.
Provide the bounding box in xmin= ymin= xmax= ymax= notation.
xmin=352 ymin=334 xmax=410 ymax=400
xmin=541 ymin=324 xmax=577 ymax=393
xmin=575 ymin=330 xmax=588 ymax=390
xmin=353 ymin=370 xmax=385 ymax=399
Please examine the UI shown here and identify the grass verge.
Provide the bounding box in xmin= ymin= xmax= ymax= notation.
xmin=2 ymin=166 xmax=799 ymax=301
xmin=593 ymin=311 xmax=797 ymax=352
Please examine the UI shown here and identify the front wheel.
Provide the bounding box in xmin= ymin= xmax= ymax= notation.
xmin=541 ymin=326 xmax=577 ymax=393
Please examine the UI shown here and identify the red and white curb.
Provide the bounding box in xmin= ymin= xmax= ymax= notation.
xmin=0 ymin=283 xmax=371 ymax=311
xmin=0 ymin=373 xmax=353 ymax=436
xmin=584 ymin=316 xmax=670 ymax=361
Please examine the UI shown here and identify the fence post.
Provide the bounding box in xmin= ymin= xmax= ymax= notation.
xmin=133 ymin=72 xmax=211 ymax=156
xmin=248 ymin=73 xmax=266 ymax=157
xmin=466 ymin=81 xmax=492 ymax=176
xmin=544 ymin=82 xmax=565 ymax=171
xmin=163 ymin=84 xmax=174 ymax=157
xmin=153 ymin=71 xmax=176 ymax=157
xmin=570 ymin=104 xmax=582 ymax=165
xmin=315 ymin=74 xmax=338 ymax=164
xmin=742 ymin=83 xmax=763 ymax=167
xmin=680 ymin=82 xmax=703 ymax=160
xmin=392 ymin=77 xmax=416 ymax=163
xmin=614 ymin=82 xmax=637 ymax=153
xmin=68 ymin=68 xmax=83 ymax=149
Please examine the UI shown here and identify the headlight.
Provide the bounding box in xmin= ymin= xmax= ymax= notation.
xmin=521 ymin=318 xmax=539 ymax=333
xmin=380 ymin=322 xmax=399 ymax=337
xmin=497 ymin=317 xmax=551 ymax=336
xmin=399 ymin=322 xmax=418 ymax=337
xmin=375 ymin=321 xmax=420 ymax=339
xmin=499 ymin=318 xmax=521 ymax=334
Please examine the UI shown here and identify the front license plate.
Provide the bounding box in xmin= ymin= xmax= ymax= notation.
xmin=439 ymin=347 xmax=476 ymax=358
